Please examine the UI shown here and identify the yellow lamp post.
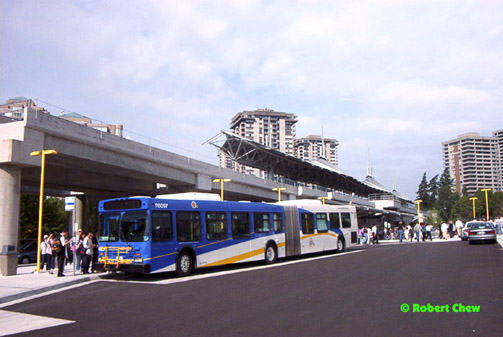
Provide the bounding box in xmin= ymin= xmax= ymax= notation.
xmin=30 ymin=149 xmax=58 ymax=273
xmin=469 ymin=197 xmax=478 ymax=219
xmin=213 ymin=178 xmax=231 ymax=201
xmin=272 ymin=187 xmax=286 ymax=202
xmin=317 ymin=196 xmax=328 ymax=205
xmin=415 ymin=200 xmax=422 ymax=226
xmin=481 ymin=188 xmax=492 ymax=221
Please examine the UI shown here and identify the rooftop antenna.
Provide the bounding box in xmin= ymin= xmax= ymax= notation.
xmin=367 ymin=148 xmax=373 ymax=178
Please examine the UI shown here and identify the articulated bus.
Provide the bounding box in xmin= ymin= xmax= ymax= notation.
xmin=96 ymin=193 xmax=359 ymax=276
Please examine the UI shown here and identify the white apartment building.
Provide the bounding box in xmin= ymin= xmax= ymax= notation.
xmin=295 ymin=135 xmax=339 ymax=167
xmin=442 ymin=131 xmax=502 ymax=195
xmin=219 ymin=109 xmax=297 ymax=176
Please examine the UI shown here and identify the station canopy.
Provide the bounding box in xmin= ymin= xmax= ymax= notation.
xmin=207 ymin=131 xmax=385 ymax=197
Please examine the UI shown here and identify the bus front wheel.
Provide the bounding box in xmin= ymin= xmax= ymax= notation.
xmin=175 ymin=251 xmax=193 ymax=277
xmin=336 ymin=239 xmax=345 ymax=253
xmin=264 ymin=243 xmax=277 ymax=264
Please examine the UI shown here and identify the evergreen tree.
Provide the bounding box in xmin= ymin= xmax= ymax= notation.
xmin=416 ymin=172 xmax=430 ymax=207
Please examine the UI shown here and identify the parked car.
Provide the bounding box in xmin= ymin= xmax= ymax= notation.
xmin=18 ymin=240 xmax=38 ymax=264
xmin=467 ymin=222 xmax=497 ymax=244
xmin=461 ymin=222 xmax=475 ymax=241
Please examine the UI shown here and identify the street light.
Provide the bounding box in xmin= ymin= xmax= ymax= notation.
xmin=30 ymin=149 xmax=58 ymax=273
xmin=272 ymin=187 xmax=286 ymax=202
xmin=481 ymin=188 xmax=492 ymax=221
xmin=213 ymin=178 xmax=231 ymax=201
xmin=469 ymin=197 xmax=478 ymax=219
xmin=415 ymin=200 xmax=422 ymax=226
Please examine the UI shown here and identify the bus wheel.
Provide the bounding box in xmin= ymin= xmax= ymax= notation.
xmin=175 ymin=251 xmax=193 ymax=277
xmin=336 ymin=239 xmax=345 ymax=253
xmin=264 ymin=243 xmax=277 ymax=264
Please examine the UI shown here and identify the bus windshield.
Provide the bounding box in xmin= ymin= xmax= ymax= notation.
xmin=121 ymin=211 xmax=149 ymax=242
xmin=100 ymin=213 xmax=120 ymax=242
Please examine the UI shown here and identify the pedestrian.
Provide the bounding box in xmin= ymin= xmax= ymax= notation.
xmin=74 ymin=230 xmax=84 ymax=272
xmin=448 ymin=221 xmax=455 ymax=238
xmin=372 ymin=225 xmax=379 ymax=244
xmin=82 ymin=232 xmax=94 ymax=274
xmin=414 ymin=223 xmax=421 ymax=242
xmin=455 ymin=220 xmax=463 ymax=237
xmin=54 ymin=229 xmax=71 ymax=277
xmin=426 ymin=223 xmax=433 ymax=241
xmin=40 ymin=235 xmax=50 ymax=271
xmin=398 ymin=222 xmax=404 ymax=243
xmin=363 ymin=227 xmax=369 ymax=245
xmin=47 ymin=233 xmax=54 ymax=274
xmin=92 ymin=231 xmax=100 ymax=272
xmin=441 ymin=222 xmax=448 ymax=240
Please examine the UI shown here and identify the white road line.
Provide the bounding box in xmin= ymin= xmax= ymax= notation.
xmin=0 ymin=310 xmax=74 ymax=336
xmin=102 ymin=249 xmax=365 ymax=285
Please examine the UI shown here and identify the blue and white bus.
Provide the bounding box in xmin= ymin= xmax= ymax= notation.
xmin=96 ymin=193 xmax=358 ymax=276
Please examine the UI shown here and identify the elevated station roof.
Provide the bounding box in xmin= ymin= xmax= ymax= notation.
xmin=210 ymin=131 xmax=385 ymax=197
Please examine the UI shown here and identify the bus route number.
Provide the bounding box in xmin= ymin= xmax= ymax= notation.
xmin=154 ymin=203 xmax=169 ymax=209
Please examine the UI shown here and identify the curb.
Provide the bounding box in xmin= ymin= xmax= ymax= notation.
xmin=0 ymin=275 xmax=98 ymax=305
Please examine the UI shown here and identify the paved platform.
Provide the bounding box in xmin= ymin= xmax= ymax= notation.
xmin=0 ymin=264 xmax=103 ymax=306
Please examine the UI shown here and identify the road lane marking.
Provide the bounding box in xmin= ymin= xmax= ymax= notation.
xmin=0 ymin=310 xmax=74 ymax=336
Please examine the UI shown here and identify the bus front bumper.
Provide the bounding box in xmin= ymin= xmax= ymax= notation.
xmin=94 ymin=262 xmax=151 ymax=274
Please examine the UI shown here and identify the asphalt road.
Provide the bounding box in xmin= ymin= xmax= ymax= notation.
xmin=4 ymin=241 xmax=503 ymax=337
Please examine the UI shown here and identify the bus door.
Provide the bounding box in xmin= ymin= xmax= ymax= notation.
xmin=151 ymin=211 xmax=174 ymax=271
xmin=229 ymin=212 xmax=252 ymax=262
xmin=300 ymin=211 xmax=318 ymax=254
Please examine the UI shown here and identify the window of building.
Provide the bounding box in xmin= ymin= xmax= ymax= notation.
xmin=254 ymin=213 xmax=270 ymax=233
xmin=176 ymin=211 xmax=201 ymax=242
xmin=231 ymin=212 xmax=250 ymax=239
xmin=206 ymin=212 xmax=227 ymax=241
xmin=316 ymin=213 xmax=328 ymax=233
xmin=152 ymin=211 xmax=173 ymax=241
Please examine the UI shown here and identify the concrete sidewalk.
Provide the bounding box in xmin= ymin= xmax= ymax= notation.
xmin=0 ymin=264 xmax=103 ymax=306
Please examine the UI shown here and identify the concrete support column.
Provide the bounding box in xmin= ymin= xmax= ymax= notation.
xmin=0 ymin=165 xmax=21 ymax=276
xmin=75 ymin=194 xmax=85 ymax=232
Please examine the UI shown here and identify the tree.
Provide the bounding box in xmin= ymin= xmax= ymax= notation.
xmin=19 ymin=195 xmax=69 ymax=239
xmin=416 ymin=173 xmax=430 ymax=207
xmin=435 ymin=168 xmax=459 ymax=222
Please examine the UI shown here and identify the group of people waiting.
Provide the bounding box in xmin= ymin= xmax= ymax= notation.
xmin=39 ymin=229 xmax=100 ymax=277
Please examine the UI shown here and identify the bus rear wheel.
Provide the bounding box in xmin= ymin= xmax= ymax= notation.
xmin=175 ymin=251 xmax=193 ymax=277
xmin=264 ymin=243 xmax=277 ymax=264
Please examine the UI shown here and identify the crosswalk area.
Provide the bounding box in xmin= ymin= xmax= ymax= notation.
xmin=0 ymin=310 xmax=74 ymax=336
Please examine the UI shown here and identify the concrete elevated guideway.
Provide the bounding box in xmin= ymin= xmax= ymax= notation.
xmin=1 ymin=110 xmax=344 ymax=275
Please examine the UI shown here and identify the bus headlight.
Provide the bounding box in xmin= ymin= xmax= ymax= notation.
xmin=133 ymin=257 xmax=144 ymax=263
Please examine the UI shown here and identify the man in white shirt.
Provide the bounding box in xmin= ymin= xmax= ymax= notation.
xmin=455 ymin=220 xmax=463 ymax=237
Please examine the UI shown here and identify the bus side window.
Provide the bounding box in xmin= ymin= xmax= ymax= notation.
xmin=254 ymin=212 xmax=270 ymax=233
xmin=176 ymin=211 xmax=201 ymax=242
xmin=231 ymin=212 xmax=250 ymax=239
xmin=329 ymin=213 xmax=341 ymax=229
xmin=152 ymin=211 xmax=172 ymax=241
xmin=273 ymin=213 xmax=283 ymax=232
xmin=301 ymin=213 xmax=314 ymax=234
xmin=341 ymin=213 xmax=352 ymax=228
xmin=206 ymin=212 xmax=227 ymax=241
xmin=316 ymin=213 xmax=328 ymax=233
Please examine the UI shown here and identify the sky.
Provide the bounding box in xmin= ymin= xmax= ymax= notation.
xmin=1 ymin=0 xmax=502 ymax=200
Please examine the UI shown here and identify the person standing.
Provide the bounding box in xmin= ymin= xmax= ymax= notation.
xmin=414 ymin=223 xmax=421 ymax=242
xmin=398 ymin=222 xmax=404 ymax=243
xmin=441 ymin=222 xmax=448 ymax=240
xmin=54 ymin=230 xmax=70 ymax=277
xmin=40 ymin=235 xmax=49 ymax=271
xmin=82 ymin=232 xmax=94 ymax=274
xmin=455 ymin=220 xmax=463 ymax=237
xmin=426 ymin=223 xmax=433 ymax=241
xmin=75 ymin=230 xmax=84 ymax=272
xmin=91 ymin=231 xmax=100 ymax=272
